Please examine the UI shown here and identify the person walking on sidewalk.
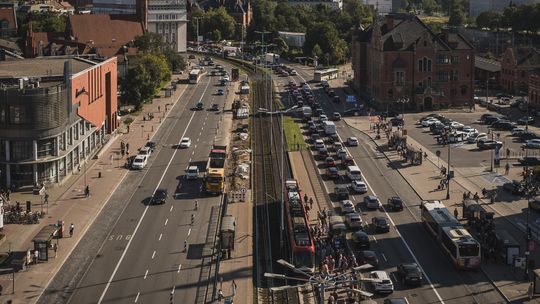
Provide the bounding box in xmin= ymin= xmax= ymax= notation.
xmin=528 ymin=282 xmax=534 ymax=300
xmin=232 ymin=280 xmax=237 ymax=297
xmin=454 ymin=208 xmax=459 ymax=219
xmin=85 ymin=185 xmax=90 ymax=197
xmin=505 ymin=163 xmax=510 ymax=175
xmin=217 ymin=289 xmax=223 ymax=302
xmin=34 ymin=250 xmax=39 ymax=264
xmin=69 ymin=223 xmax=75 ymax=237
xmin=53 ymin=243 xmax=58 ymax=258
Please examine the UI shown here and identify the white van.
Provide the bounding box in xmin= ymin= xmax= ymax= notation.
xmin=346 ymin=165 xmax=362 ymax=181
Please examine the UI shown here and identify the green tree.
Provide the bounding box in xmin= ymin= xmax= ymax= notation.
xmin=448 ymin=0 xmax=466 ymax=26
xmin=274 ymin=37 xmax=289 ymax=54
xmin=247 ymin=0 xmax=278 ymax=42
xmin=304 ymin=22 xmax=348 ymax=65
xmin=422 ymin=0 xmax=439 ymax=14
xmin=134 ymin=32 xmax=165 ymax=53
xmin=163 ymin=48 xmax=187 ymax=72
xmin=476 ymin=11 xmax=502 ymax=29
xmin=19 ymin=11 xmax=68 ymax=36
xmin=207 ymin=29 xmax=222 ymax=42
xmin=204 ymin=7 xmax=236 ymax=40
xmin=312 ymin=44 xmax=323 ymax=59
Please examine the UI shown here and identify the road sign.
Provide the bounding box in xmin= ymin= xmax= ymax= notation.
xmin=346 ymin=95 xmax=357 ymax=103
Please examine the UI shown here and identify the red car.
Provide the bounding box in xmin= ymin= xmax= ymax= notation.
xmin=325 ymin=157 xmax=336 ymax=167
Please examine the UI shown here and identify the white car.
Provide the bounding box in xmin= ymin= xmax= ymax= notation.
xmin=512 ymin=127 xmax=526 ymax=136
xmin=138 ymin=146 xmax=152 ymax=158
xmin=467 ymin=132 xmax=487 ymax=144
xmin=314 ymin=139 xmax=325 ymax=149
xmin=348 ymin=137 xmax=359 ymax=146
xmin=370 ymin=271 xmax=394 ymax=293
xmin=351 ymin=180 xmax=367 ymax=193
xmin=186 ymin=165 xmax=199 ymax=179
xmin=222 ymin=74 xmax=230 ymax=82
xmin=131 ymin=155 xmax=147 ymax=169
xmin=336 ymin=148 xmax=347 ymax=159
xmin=345 ymin=212 xmax=363 ymax=230
xmin=421 ymin=118 xmax=439 ymax=127
xmin=319 ymin=114 xmax=328 ymax=122
xmin=180 ymin=137 xmax=192 ymax=148
xmin=450 ymin=121 xmax=464 ymax=129
xmin=290 ymin=69 xmax=298 ymax=75
xmin=334 ymin=142 xmax=343 ymax=150
xmin=340 ymin=200 xmax=355 ymax=214
xmin=461 ymin=126 xmax=477 ymax=134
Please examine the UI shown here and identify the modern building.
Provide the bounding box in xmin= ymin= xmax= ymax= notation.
xmin=0 ymin=4 xmax=17 ymax=38
xmin=147 ymin=0 xmax=188 ymax=52
xmin=287 ymin=0 xmax=342 ymax=10
xmin=92 ymin=0 xmax=138 ymax=14
xmin=364 ymin=0 xmax=392 ymax=13
xmin=352 ymin=13 xmax=475 ymax=111
xmin=0 ymin=56 xmax=118 ymax=189
xmin=500 ymin=46 xmax=540 ymax=95
xmin=278 ymin=31 xmax=305 ymax=48
xmin=469 ymin=0 xmax=540 ymax=18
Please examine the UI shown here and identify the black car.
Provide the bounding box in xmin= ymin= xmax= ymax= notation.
xmin=480 ymin=113 xmax=494 ymax=122
xmin=477 ymin=139 xmax=502 ymax=150
xmin=492 ymin=121 xmax=515 ymax=131
xmin=372 ymin=216 xmax=390 ymax=232
xmin=503 ymin=180 xmax=524 ymax=195
xmin=145 ymin=141 xmax=156 ymax=152
xmin=518 ymin=116 xmax=535 ymax=125
xmin=484 ymin=116 xmax=502 ymax=125
xmin=358 ymin=250 xmax=379 ymax=268
xmin=497 ymin=93 xmax=514 ymax=99
xmin=396 ymin=263 xmax=423 ymax=286
xmin=519 ymin=156 xmax=540 ymax=166
xmin=333 ymin=96 xmax=341 ymax=103
xmin=390 ymin=117 xmax=404 ymax=126
xmin=125 ymin=155 xmax=136 ymax=169
xmin=334 ymin=186 xmax=349 ymax=200
xmin=196 ymin=101 xmax=204 ymax=110
xmin=384 ymin=300 xmax=407 ymax=304
xmin=387 ymin=197 xmax=404 ymax=211
xmin=351 ymin=231 xmax=370 ymax=249
xmin=151 ymin=188 xmax=168 ymax=204
xmin=521 ymin=132 xmax=540 ymax=141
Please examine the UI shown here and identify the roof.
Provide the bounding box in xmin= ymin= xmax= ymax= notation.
xmin=515 ymin=47 xmax=540 ymax=67
xmin=69 ymin=14 xmax=144 ymax=58
xmin=0 ymin=6 xmax=16 ymax=30
xmin=475 ymin=56 xmax=501 ymax=73
xmin=0 ymin=57 xmax=94 ymax=78
xmin=32 ymin=225 xmax=58 ymax=242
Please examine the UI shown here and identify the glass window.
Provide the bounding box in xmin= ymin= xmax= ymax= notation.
xmin=9 ymin=104 xmax=31 ymax=124
xmin=10 ymin=140 xmax=33 ymax=161
xmin=37 ymin=138 xmax=56 ymax=158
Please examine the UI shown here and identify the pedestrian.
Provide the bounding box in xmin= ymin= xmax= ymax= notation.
xmin=85 ymin=185 xmax=90 ymax=197
xmin=126 ymin=143 xmax=130 ymax=153
xmin=232 ymin=280 xmax=237 ymax=297
xmin=218 ymin=289 xmax=223 ymax=302
xmin=6 ymin=189 xmax=10 ymax=201
xmin=53 ymin=243 xmax=58 ymax=258
xmin=184 ymin=240 xmax=188 ymax=252
xmin=309 ymin=198 xmax=314 ymax=209
xmin=127 ymin=124 xmax=130 ymax=133
xmin=158 ymin=105 xmax=161 ymax=112
xmin=454 ymin=208 xmax=459 ymax=219
xmin=528 ymin=282 xmax=534 ymax=300
xmin=44 ymin=193 xmax=49 ymax=204
xmin=505 ymin=163 xmax=510 ymax=175
xmin=304 ymin=193 xmax=308 ymax=204
xmin=34 ymin=250 xmax=39 ymax=264
xmin=69 ymin=223 xmax=74 ymax=237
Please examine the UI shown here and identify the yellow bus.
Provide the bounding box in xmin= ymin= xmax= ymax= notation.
xmin=205 ymin=168 xmax=225 ymax=194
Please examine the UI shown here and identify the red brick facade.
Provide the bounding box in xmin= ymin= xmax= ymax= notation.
xmin=352 ymin=14 xmax=475 ymax=111
xmin=501 ymin=46 xmax=540 ymax=95
xmin=71 ymin=57 xmax=118 ymax=134
xmin=529 ymin=70 xmax=540 ymax=110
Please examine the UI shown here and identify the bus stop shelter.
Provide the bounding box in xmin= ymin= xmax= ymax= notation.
xmin=32 ymin=225 xmax=58 ymax=262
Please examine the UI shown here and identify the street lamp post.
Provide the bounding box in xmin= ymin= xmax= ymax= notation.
xmin=396 ymin=97 xmax=409 ymax=124
xmin=446 ymin=132 xmax=453 ymax=199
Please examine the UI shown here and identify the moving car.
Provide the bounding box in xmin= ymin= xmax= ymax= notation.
xmin=180 ymin=137 xmax=192 ymax=148
xmin=371 ymin=216 xmax=390 ymax=232
xmin=145 ymin=141 xmax=157 ymax=152
xmin=477 ymin=139 xmax=502 ymax=150
xmin=364 ymin=195 xmax=381 ymax=209
xmin=528 ymin=197 xmax=540 ymax=212
xmin=387 ymin=197 xmax=403 ymax=211
xmin=151 ymin=188 xmax=168 ymax=204
xmin=396 ymin=263 xmax=423 ymax=286
xmin=340 ymin=200 xmax=355 ymax=214
xmin=369 ymin=271 xmax=394 ymax=293
xmin=518 ymin=116 xmax=535 ymax=125
xmin=131 ymin=155 xmax=148 ymax=170
xmin=186 ymin=166 xmax=199 ymax=180
xmin=216 ymin=89 xmax=224 ymax=95
xmin=390 ymin=117 xmax=404 ymax=126
xmin=332 ymin=112 xmax=342 ymax=121
xmin=196 ymin=101 xmax=204 ymax=110
xmin=326 ymin=166 xmax=339 ymax=179
xmin=503 ymin=180 xmax=524 ymax=195
xmin=351 ymin=230 xmax=370 ymax=249
xmin=348 ymin=137 xmax=359 ymax=146
xmin=222 ymin=74 xmax=230 ymax=81
xmin=359 ymin=250 xmax=380 ymax=268
xmin=345 ymin=212 xmax=363 ymax=230
xmin=351 ymin=180 xmax=368 ymax=193
xmin=211 ymin=103 xmax=219 ymax=111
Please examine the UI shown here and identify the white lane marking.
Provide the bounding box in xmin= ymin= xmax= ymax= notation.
xmin=164 ymin=218 xmax=168 ymax=226
xmin=188 ymin=158 xmax=192 ymax=163
xmin=170 ymin=205 xmax=174 ymax=212
xmin=197 ymin=138 xmax=200 ymax=142
xmin=144 ymin=269 xmax=148 ymax=279
xmin=352 ymin=195 xmax=356 ymax=201
xmin=187 ymin=228 xmax=192 ymax=236
xmin=159 ymin=233 xmax=162 ymax=241
xmin=372 ymin=236 xmax=377 ymax=243
xmin=96 ymin=77 xmax=209 ymax=303
xmin=404 ymin=297 xmax=410 ymax=304
xmin=134 ymin=292 xmax=140 ymax=303
xmin=382 ymin=253 xmax=388 ymax=262
xmin=152 ymin=250 xmax=156 ymax=259
xmin=177 ymin=264 xmax=182 ymax=273
xmin=192 ymin=151 xmax=195 ymax=155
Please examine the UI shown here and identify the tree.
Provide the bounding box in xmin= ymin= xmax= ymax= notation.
xmin=207 ymin=29 xmax=222 ymax=42
xmin=204 ymin=7 xmax=236 ymax=40
xmin=163 ymin=48 xmax=187 ymax=72
xmin=448 ymin=0 xmax=466 ymax=26
xmin=422 ymin=0 xmax=439 ymax=14
xmin=134 ymin=32 xmax=165 ymax=53
xmin=476 ymin=11 xmax=502 ymax=29
xmin=19 ymin=11 xmax=68 ymax=36
xmin=304 ymin=22 xmax=348 ymax=65
xmin=274 ymin=37 xmax=289 ymax=54
xmin=312 ymin=44 xmax=323 ymax=59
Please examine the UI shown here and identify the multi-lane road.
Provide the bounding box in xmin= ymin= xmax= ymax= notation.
xmin=272 ymin=64 xmax=507 ymax=303
xmin=43 ymin=65 xmax=232 ymax=304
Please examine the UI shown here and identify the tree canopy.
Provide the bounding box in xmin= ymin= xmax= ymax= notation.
xmin=448 ymin=0 xmax=466 ymax=26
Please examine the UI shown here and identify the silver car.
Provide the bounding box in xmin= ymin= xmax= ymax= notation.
xmin=345 ymin=212 xmax=363 ymax=230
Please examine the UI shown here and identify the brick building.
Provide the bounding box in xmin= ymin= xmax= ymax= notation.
xmin=352 ymin=14 xmax=475 ymax=111
xmin=528 ymin=69 xmax=540 ymax=109
xmin=500 ymin=46 xmax=540 ymax=95
xmin=0 ymin=4 xmax=17 ymax=38
xmin=0 ymin=56 xmax=118 ymax=189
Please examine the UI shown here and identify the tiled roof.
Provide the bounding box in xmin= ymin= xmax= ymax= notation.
xmin=475 ymin=56 xmax=501 ymax=73
xmin=0 ymin=7 xmax=16 ymax=30
xmin=69 ymin=14 xmax=144 ymax=58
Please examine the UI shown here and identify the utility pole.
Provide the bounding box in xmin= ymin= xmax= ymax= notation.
xmin=194 ymin=17 xmax=202 ymax=51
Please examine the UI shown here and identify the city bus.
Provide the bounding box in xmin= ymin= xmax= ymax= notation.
xmin=313 ymin=68 xmax=339 ymax=82
xmin=284 ymin=179 xmax=315 ymax=273
xmin=420 ymin=200 xmax=481 ymax=269
xmin=189 ymin=69 xmax=203 ymax=84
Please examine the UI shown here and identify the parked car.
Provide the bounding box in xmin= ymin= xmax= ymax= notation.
xmin=528 ymin=197 xmax=540 ymax=212
xmin=345 ymin=212 xmax=363 ymax=230
xmin=518 ymin=116 xmax=535 ymax=125
xmin=477 ymin=139 xmax=502 ymax=150
xmin=396 ymin=263 xmax=423 ymax=286
xmin=512 ymin=127 xmax=526 ymax=136
xmin=131 ymin=155 xmax=148 ymax=169
xmin=492 ymin=121 xmax=515 ymax=131
xmin=145 ymin=141 xmax=157 ymax=152
xmin=352 ymin=231 xmax=370 ymax=249
xmin=150 ymin=188 xmax=168 ymax=204
xmin=503 ymin=180 xmax=524 ymax=195
xmin=520 ymin=132 xmax=540 ymax=141
xmin=138 ymin=146 xmax=152 ymax=158
xmin=340 ymin=200 xmax=355 ymax=214
xmin=372 ymin=216 xmax=390 ymax=232
xmin=523 ymin=139 xmax=540 ymax=149
xmin=364 ymin=195 xmax=381 ymax=209
xmin=334 ymin=186 xmax=349 ymax=200
xmin=351 ymin=180 xmax=368 ymax=193
xmin=359 ymin=250 xmax=380 ymax=268
xmin=387 ymin=197 xmax=404 ymax=211
xmin=369 ymin=271 xmax=394 ymax=293
xmin=314 ymin=139 xmax=325 ymax=149
xmin=390 ymin=117 xmax=404 ymax=126
xmin=421 ymin=118 xmax=439 ymax=127
xmin=518 ymin=156 xmax=540 ymax=166
xmin=318 ymin=147 xmax=329 ymax=157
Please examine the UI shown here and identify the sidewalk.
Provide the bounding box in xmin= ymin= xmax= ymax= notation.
xmin=0 ymin=74 xmax=189 ymax=304
xmin=344 ymin=116 xmax=537 ymax=303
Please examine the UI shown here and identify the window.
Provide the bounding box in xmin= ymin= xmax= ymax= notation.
xmin=424 ymin=40 xmax=427 ymax=47
xmin=418 ymin=60 xmax=422 ymax=72
xmin=452 ymin=56 xmax=459 ymax=64
xmin=37 ymin=138 xmax=56 ymax=158
xmin=451 ymin=88 xmax=456 ymax=96
xmin=427 ymin=77 xmax=432 ymax=87
xmin=394 ymin=71 xmax=405 ymax=85
xmin=461 ymin=85 xmax=468 ymax=95
xmin=427 ymin=59 xmax=432 ymax=72
xmin=10 ymin=140 xmax=33 ymax=161
xmin=9 ymin=105 xmax=31 ymax=124
xmin=388 ymin=89 xmax=393 ymax=98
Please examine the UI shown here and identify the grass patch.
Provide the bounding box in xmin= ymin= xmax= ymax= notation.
xmin=419 ymin=16 xmax=449 ymax=25
xmin=283 ymin=115 xmax=307 ymax=151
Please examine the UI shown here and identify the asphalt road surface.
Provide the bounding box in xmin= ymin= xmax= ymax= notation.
xmin=272 ymin=63 xmax=506 ymax=303
xmin=65 ymin=70 xmax=230 ymax=304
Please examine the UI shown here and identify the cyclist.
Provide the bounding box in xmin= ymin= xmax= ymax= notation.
xmin=195 ymin=200 xmax=198 ymax=210
xmin=191 ymin=214 xmax=195 ymax=225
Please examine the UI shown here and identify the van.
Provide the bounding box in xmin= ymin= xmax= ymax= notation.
xmin=346 ymin=165 xmax=362 ymax=181
xmin=329 ymin=215 xmax=347 ymax=236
